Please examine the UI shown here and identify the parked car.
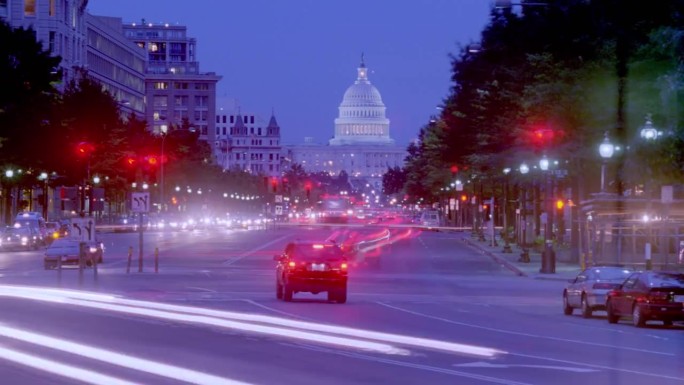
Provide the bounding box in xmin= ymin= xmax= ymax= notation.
xmin=606 ymin=271 xmax=684 ymax=327
xmin=274 ymin=241 xmax=348 ymax=303
xmin=0 ymin=225 xmax=42 ymax=251
xmin=43 ymin=238 xmax=105 ymax=269
xmin=563 ymin=266 xmax=633 ymax=317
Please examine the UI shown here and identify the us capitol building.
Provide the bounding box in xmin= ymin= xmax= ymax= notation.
xmin=284 ymin=58 xmax=406 ymax=189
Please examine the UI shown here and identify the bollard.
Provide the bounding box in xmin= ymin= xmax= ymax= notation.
xmin=154 ymin=247 xmax=159 ymax=273
xmin=79 ymin=242 xmax=86 ymax=286
xmin=126 ymin=246 xmax=133 ymax=274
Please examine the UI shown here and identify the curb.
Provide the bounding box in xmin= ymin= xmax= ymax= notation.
xmin=462 ymin=238 xmax=528 ymax=277
xmin=533 ymin=275 xmax=572 ymax=282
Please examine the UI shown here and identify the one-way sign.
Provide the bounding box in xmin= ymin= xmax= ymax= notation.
xmin=131 ymin=192 xmax=150 ymax=213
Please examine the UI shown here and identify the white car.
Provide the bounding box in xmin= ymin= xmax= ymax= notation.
xmin=44 ymin=238 xmax=104 ymax=270
xmin=563 ymin=266 xmax=632 ymax=318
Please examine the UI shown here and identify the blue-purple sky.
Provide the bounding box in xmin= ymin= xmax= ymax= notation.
xmin=87 ymin=0 xmax=491 ymax=146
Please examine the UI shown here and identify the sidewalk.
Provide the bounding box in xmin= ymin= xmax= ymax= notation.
xmin=459 ymin=231 xmax=580 ymax=281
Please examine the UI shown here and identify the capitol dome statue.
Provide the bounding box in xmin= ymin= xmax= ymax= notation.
xmin=329 ymin=55 xmax=394 ymax=146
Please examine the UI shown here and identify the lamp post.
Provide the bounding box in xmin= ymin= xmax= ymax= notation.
xmin=640 ymin=116 xmax=659 ymax=270
xmin=598 ymin=132 xmax=615 ymax=193
xmin=539 ymin=155 xmax=556 ymax=273
xmin=3 ymin=169 xmax=15 ymax=225
xmin=160 ymin=124 xmax=168 ymax=213
xmin=502 ymin=167 xmax=513 ymax=253
xmin=518 ymin=163 xmax=530 ymax=262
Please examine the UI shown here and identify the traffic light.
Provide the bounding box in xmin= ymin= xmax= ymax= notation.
xmin=76 ymin=141 xmax=95 ymax=157
xmin=556 ymin=199 xmax=565 ymax=210
xmin=145 ymin=155 xmax=159 ymax=166
xmin=271 ymin=177 xmax=278 ymax=193
xmin=125 ymin=156 xmax=137 ymax=167
xmin=305 ymin=181 xmax=312 ymax=200
xmin=460 ymin=194 xmax=467 ymax=202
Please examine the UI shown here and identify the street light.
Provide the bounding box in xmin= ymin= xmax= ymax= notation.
xmin=502 ymin=167 xmax=513 ymax=253
xmin=160 ymin=124 xmax=168 ymax=213
xmin=598 ymin=131 xmax=615 ymax=192
xmin=540 ymin=155 xmax=555 ymax=274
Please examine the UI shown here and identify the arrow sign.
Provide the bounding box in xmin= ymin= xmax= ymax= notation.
xmin=453 ymin=361 xmax=597 ymax=373
xmin=131 ymin=192 xmax=150 ymax=213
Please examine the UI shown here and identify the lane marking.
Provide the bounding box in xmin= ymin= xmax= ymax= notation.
xmin=223 ymin=235 xmax=290 ymax=266
xmin=186 ymin=287 xmax=217 ymax=293
xmin=239 ymin=299 xmax=310 ymax=320
xmin=0 ymin=345 xmax=139 ymax=385
xmin=375 ymin=302 xmax=674 ymax=356
xmin=290 ymin=343 xmax=532 ymax=385
xmin=454 ymin=361 xmax=598 ymax=373
xmin=510 ymin=352 xmax=684 ymax=381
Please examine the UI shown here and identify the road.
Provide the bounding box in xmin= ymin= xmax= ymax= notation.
xmin=0 ymin=224 xmax=681 ymax=385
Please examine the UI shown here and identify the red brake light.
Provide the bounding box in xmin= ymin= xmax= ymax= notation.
xmin=341 ymin=263 xmax=348 ymax=270
xmin=288 ymin=261 xmax=296 ymax=268
xmin=312 ymin=244 xmax=324 ymax=249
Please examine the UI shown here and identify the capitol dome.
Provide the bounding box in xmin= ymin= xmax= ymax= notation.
xmin=330 ymin=57 xmax=393 ymax=146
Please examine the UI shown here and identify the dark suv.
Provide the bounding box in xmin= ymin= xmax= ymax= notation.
xmin=274 ymin=242 xmax=348 ymax=303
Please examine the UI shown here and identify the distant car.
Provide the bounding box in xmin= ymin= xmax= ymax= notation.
xmin=563 ymin=266 xmax=632 ymax=317
xmin=0 ymin=225 xmax=42 ymax=251
xmin=419 ymin=210 xmax=441 ymax=229
xmin=274 ymin=241 xmax=348 ymax=303
xmin=43 ymin=238 xmax=105 ymax=269
xmin=14 ymin=211 xmax=48 ymax=244
xmin=606 ymin=271 xmax=684 ymax=327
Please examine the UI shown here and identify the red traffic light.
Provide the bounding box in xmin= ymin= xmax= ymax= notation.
xmin=125 ymin=157 xmax=137 ymax=166
xmin=146 ymin=155 xmax=159 ymax=166
xmin=450 ymin=165 xmax=459 ymax=174
xmin=460 ymin=194 xmax=468 ymax=202
xmin=76 ymin=141 xmax=95 ymax=157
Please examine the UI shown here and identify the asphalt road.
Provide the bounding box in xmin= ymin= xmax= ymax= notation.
xmin=0 ymin=224 xmax=681 ymax=385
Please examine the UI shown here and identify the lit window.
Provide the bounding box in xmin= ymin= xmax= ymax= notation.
xmin=24 ymin=0 xmax=35 ymax=16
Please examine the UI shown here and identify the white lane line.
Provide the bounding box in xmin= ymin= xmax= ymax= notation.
xmin=0 ymin=345 xmax=139 ymax=385
xmin=239 ymin=299 xmax=310 ymax=320
xmin=223 ymin=234 xmax=290 ymax=266
xmin=453 ymin=361 xmax=598 ymax=373
xmin=290 ymin=343 xmax=532 ymax=385
xmin=375 ymin=302 xmax=674 ymax=356
xmin=186 ymin=286 xmax=218 ymax=293
xmin=510 ymin=352 xmax=684 ymax=382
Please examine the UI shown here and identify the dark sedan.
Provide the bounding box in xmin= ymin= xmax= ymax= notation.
xmin=606 ymin=271 xmax=684 ymax=327
xmin=274 ymin=241 xmax=348 ymax=303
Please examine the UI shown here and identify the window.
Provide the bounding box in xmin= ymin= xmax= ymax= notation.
xmin=250 ymin=116 xmax=255 ymax=124
xmin=24 ymin=0 xmax=36 ymax=16
xmin=269 ymin=154 xmax=274 ymax=160
xmin=174 ymin=82 xmax=188 ymax=90
xmin=0 ymin=0 xmax=7 ymax=17
xmin=195 ymin=83 xmax=209 ymax=90
xmin=153 ymin=96 xmax=168 ymax=107
xmin=222 ymin=116 xmax=226 ymax=124
xmin=174 ymin=96 xmax=188 ymax=107
xmin=258 ymin=127 xmax=262 ymax=135
xmin=230 ymin=116 xmax=234 ymax=124
xmin=49 ymin=0 xmax=56 ymax=16
xmin=154 ymin=82 xmax=169 ymax=90
xmin=48 ymin=32 xmax=56 ymax=53
xmin=250 ymin=127 xmax=254 ymax=135
xmin=222 ymin=127 xmax=226 ymax=135
xmin=195 ymin=96 xmax=208 ymax=107
xmin=216 ymin=116 xmax=220 ymax=124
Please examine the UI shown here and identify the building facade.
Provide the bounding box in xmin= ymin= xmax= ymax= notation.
xmin=85 ymin=14 xmax=146 ymax=116
xmin=1 ymin=0 xmax=88 ymax=87
xmin=215 ymin=99 xmax=282 ymax=177
xmin=284 ymin=58 xmax=406 ymax=188
xmin=121 ymin=20 xmax=221 ymax=142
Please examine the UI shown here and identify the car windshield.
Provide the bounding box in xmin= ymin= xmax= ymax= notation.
xmin=594 ymin=268 xmax=632 ymax=280
xmin=649 ymin=273 xmax=684 ymax=288
xmin=292 ymin=244 xmax=344 ymax=261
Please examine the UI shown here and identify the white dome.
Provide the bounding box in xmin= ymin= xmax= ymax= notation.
xmin=341 ymin=82 xmax=384 ymax=107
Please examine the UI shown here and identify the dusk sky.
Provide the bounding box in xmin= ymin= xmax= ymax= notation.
xmin=87 ymin=0 xmax=492 ymax=146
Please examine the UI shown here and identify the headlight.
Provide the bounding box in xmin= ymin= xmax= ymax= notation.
xmin=21 ymin=236 xmax=28 ymax=244
xmin=89 ymin=246 xmax=98 ymax=253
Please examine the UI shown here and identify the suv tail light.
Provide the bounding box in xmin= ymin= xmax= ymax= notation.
xmin=288 ymin=261 xmax=296 ymax=268
xmin=644 ymin=290 xmax=670 ymax=304
xmin=340 ymin=262 xmax=348 ymax=270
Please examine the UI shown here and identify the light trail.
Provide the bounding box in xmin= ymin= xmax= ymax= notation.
xmin=0 ymin=345 xmax=140 ymax=385
xmin=0 ymin=285 xmax=503 ymax=358
xmin=0 ymin=325 xmax=251 ymax=385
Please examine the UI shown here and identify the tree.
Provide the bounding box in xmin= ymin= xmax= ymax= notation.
xmin=0 ymin=21 xmax=61 ymax=167
xmin=382 ymin=166 xmax=406 ymax=196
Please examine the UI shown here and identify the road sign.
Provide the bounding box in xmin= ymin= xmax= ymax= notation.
xmin=275 ymin=205 xmax=283 ymax=215
xmin=70 ymin=217 xmax=96 ymax=242
xmin=275 ymin=195 xmax=283 ymax=203
xmin=131 ymin=192 xmax=150 ymax=213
